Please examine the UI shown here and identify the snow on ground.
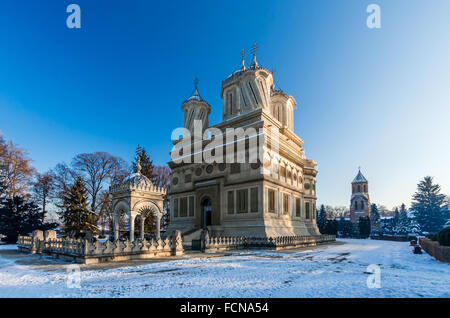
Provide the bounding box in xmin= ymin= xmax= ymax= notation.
xmin=0 ymin=239 xmax=448 ymax=298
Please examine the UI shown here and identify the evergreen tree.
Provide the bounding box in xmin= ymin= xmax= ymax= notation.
xmin=0 ymin=195 xmax=56 ymax=243
xmin=323 ymin=219 xmax=338 ymax=235
xmin=340 ymin=218 xmax=354 ymax=237
xmin=370 ymin=203 xmax=382 ymax=234
xmin=59 ymin=177 xmax=98 ymax=238
xmin=393 ymin=207 xmax=400 ymax=230
xmin=317 ymin=205 xmax=327 ymax=234
xmin=132 ymin=145 xmax=155 ymax=182
xmin=411 ymin=176 xmax=446 ymax=233
xmin=397 ymin=203 xmax=410 ymax=234
xmin=358 ymin=216 xmax=371 ymax=238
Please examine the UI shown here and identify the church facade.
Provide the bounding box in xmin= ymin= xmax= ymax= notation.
xmin=350 ymin=170 xmax=371 ymax=223
xmin=166 ymin=51 xmax=320 ymax=238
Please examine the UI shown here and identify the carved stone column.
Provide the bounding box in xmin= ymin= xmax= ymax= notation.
xmin=140 ymin=217 xmax=146 ymax=240
xmin=129 ymin=213 xmax=136 ymax=242
xmin=155 ymin=214 xmax=161 ymax=240
xmin=113 ymin=214 xmax=119 ymax=241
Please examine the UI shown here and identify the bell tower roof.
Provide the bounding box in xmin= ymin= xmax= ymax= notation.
xmin=183 ymin=77 xmax=209 ymax=105
xmin=352 ymin=169 xmax=368 ymax=183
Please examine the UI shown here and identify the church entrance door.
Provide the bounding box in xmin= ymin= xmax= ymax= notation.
xmin=201 ymin=197 xmax=212 ymax=228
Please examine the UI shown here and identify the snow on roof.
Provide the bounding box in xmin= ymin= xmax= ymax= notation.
xmin=352 ymin=170 xmax=367 ymax=183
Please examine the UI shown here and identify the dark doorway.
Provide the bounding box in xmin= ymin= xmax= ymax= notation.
xmin=201 ymin=197 xmax=212 ymax=228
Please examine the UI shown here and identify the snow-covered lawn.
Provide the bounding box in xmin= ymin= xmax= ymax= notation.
xmin=0 ymin=239 xmax=448 ymax=297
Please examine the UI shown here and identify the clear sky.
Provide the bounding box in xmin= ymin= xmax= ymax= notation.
xmin=0 ymin=0 xmax=449 ymax=209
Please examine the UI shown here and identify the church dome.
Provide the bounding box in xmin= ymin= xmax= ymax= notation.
xmin=122 ymin=158 xmax=153 ymax=188
xmin=123 ymin=172 xmax=153 ymax=188
xmin=182 ymin=79 xmax=209 ymax=106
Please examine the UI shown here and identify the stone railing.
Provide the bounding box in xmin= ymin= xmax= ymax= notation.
xmin=18 ymin=230 xmax=184 ymax=264
xmin=203 ymin=233 xmax=335 ymax=251
xmin=17 ymin=235 xmax=33 ymax=248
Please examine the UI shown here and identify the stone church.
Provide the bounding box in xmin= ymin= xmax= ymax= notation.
xmin=350 ymin=169 xmax=371 ymax=223
xmin=166 ymin=50 xmax=320 ymax=238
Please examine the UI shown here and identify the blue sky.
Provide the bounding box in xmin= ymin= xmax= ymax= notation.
xmin=0 ymin=0 xmax=449 ymax=209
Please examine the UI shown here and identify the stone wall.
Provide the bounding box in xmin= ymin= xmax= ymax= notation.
xmin=419 ymin=238 xmax=450 ymax=263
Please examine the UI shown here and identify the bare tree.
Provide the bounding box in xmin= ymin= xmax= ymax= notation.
xmin=32 ymin=172 xmax=55 ymax=217
xmin=0 ymin=140 xmax=35 ymax=199
xmin=50 ymin=162 xmax=78 ymax=204
xmin=154 ymin=165 xmax=171 ymax=228
xmin=154 ymin=165 xmax=171 ymax=189
xmin=97 ymin=191 xmax=113 ymax=235
xmin=72 ymin=152 xmax=128 ymax=213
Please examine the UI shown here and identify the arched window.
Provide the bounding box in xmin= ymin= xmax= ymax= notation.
xmin=364 ymin=185 xmax=367 ymax=192
xmin=357 ymin=185 xmax=361 ymax=192
xmin=354 ymin=201 xmax=357 ymax=209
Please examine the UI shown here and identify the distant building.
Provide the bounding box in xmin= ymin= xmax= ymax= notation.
xmin=350 ymin=169 xmax=371 ymax=223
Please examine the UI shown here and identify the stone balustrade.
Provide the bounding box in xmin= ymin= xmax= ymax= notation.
xmin=17 ymin=230 xmax=183 ymax=264
xmin=109 ymin=182 xmax=166 ymax=194
xmin=204 ymin=234 xmax=335 ymax=251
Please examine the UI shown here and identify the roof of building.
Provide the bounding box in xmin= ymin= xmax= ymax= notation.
xmin=122 ymin=158 xmax=153 ymax=188
xmin=352 ymin=170 xmax=368 ymax=183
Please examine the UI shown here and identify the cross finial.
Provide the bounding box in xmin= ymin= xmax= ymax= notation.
xmin=240 ymin=48 xmax=246 ymax=61
xmin=251 ymin=42 xmax=258 ymax=56
xmin=194 ymin=77 xmax=199 ymax=89
xmin=358 ymin=166 xmax=361 ymax=171
xmin=137 ymin=156 xmax=142 ymax=174
xmin=193 ymin=77 xmax=199 ymax=96
xmin=240 ymin=48 xmax=246 ymax=70
xmin=250 ymin=42 xmax=259 ymax=68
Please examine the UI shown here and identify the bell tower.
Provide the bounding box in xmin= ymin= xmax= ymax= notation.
xmin=181 ymin=78 xmax=211 ymax=133
xmin=350 ymin=169 xmax=371 ymax=223
xmin=220 ymin=44 xmax=274 ymax=121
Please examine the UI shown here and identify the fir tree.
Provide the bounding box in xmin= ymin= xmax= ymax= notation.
xmin=358 ymin=216 xmax=371 ymax=238
xmin=317 ymin=205 xmax=327 ymax=234
xmin=393 ymin=207 xmax=400 ymax=230
xmin=370 ymin=203 xmax=382 ymax=234
xmin=59 ymin=177 xmax=98 ymax=238
xmin=132 ymin=145 xmax=155 ymax=182
xmin=0 ymin=195 xmax=55 ymax=243
xmin=397 ymin=203 xmax=410 ymax=234
xmin=323 ymin=219 xmax=339 ymax=235
xmin=411 ymin=176 xmax=446 ymax=233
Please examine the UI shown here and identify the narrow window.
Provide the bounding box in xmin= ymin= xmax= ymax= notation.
xmin=283 ymin=193 xmax=289 ymax=215
xmin=295 ymin=198 xmax=301 ymax=217
xmin=173 ymin=198 xmax=179 ymax=217
xmin=188 ymin=196 xmax=194 ymax=217
xmin=237 ymin=189 xmax=248 ymax=213
xmin=248 ymin=82 xmax=259 ymax=105
xmin=227 ymin=92 xmax=233 ymax=115
xmin=227 ymin=191 xmax=234 ymax=214
xmin=180 ymin=197 xmax=188 ymax=217
xmin=251 ymin=187 xmax=258 ymax=212
xmin=305 ymin=202 xmax=310 ymax=219
xmin=241 ymin=91 xmax=248 ymax=108
xmin=357 ymin=185 xmax=361 ymax=192
xmin=268 ymin=189 xmax=275 ymax=213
